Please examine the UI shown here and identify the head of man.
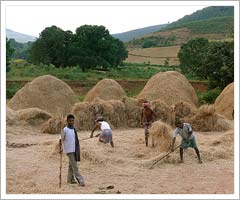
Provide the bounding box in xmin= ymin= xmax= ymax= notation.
xmin=67 ymin=114 xmax=75 ymax=126
xmin=175 ymin=118 xmax=183 ymax=128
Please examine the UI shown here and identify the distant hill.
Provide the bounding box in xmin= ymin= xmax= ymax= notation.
xmin=165 ymin=6 xmax=234 ymax=29
xmin=125 ymin=6 xmax=234 ymax=65
xmin=112 ymin=24 xmax=167 ymax=42
xmin=6 ymin=29 xmax=36 ymax=43
xmin=127 ymin=6 xmax=234 ymax=49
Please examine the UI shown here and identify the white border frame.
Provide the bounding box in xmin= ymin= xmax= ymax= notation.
xmin=1 ymin=1 xmax=239 ymax=199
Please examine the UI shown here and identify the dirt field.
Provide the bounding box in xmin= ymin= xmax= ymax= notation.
xmin=125 ymin=46 xmax=181 ymax=65
xmin=6 ymin=123 xmax=234 ymax=194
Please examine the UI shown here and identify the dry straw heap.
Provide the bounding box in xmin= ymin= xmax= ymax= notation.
xmin=173 ymin=101 xmax=196 ymax=119
xmin=137 ymin=71 xmax=198 ymax=107
xmin=149 ymin=120 xmax=172 ymax=152
xmin=41 ymin=117 xmax=65 ymax=134
xmin=17 ymin=108 xmax=52 ymax=126
xmin=185 ymin=104 xmax=232 ymax=132
xmin=84 ymin=79 xmax=126 ymax=102
xmin=214 ymin=82 xmax=234 ymax=120
xmin=8 ymin=75 xmax=77 ymax=116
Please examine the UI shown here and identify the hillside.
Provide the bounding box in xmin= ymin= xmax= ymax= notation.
xmin=112 ymin=24 xmax=167 ymax=42
xmin=6 ymin=29 xmax=36 ymax=43
xmin=165 ymin=6 xmax=233 ymax=29
xmin=125 ymin=6 xmax=234 ymax=65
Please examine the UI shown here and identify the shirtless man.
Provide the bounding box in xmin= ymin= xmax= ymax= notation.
xmin=141 ymin=100 xmax=157 ymax=147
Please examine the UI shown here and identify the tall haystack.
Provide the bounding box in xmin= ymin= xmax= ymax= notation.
xmin=150 ymin=100 xmax=175 ymax=126
xmin=84 ymin=79 xmax=126 ymax=102
xmin=214 ymin=82 xmax=234 ymax=120
xmin=185 ymin=105 xmax=232 ymax=132
xmin=122 ymin=97 xmax=142 ymax=128
xmin=173 ymin=101 xmax=197 ymax=119
xmin=8 ymin=75 xmax=77 ymax=116
xmin=17 ymin=108 xmax=52 ymax=126
xmin=137 ymin=71 xmax=198 ymax=107
xmin=149 ymin=120 xmax=172 ymax=151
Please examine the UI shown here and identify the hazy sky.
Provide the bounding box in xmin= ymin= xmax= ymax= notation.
xmin=4 ymin=1 xmax=229 ymax=37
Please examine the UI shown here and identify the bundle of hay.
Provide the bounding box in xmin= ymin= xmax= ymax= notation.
xmin=185 ymin=105 xmax=232 ymax=132
xmin=72 ymin=102 xmax=95 ymax=130
xmin=41 ymin=117 xmax=65 ymax=134
xmin=72 ymin=99 xmax=126 ymax=130
xmin=122 ymin=97 xmax=142 ymax=127
xmin=17 ymin=108 xmax=52 ymax=126
xmin=6 ymin=107 xmax=19 ymax=125
xmin=8 ymin=75 xmax=77 ymax=116
xmin=137 ymin=71 xmax=198 ymax=107
xmin=150 ymin=100 xmax=175 ymax=126
xmin=173 ymin=101 xmax=196 ymax=119
xmin=149 ymin=120 xmax=172 ymax=152
xmin=214 ymin=82 xmax=234 ymax=120
xmin=84 ymin=79 xmax=126 ymax=102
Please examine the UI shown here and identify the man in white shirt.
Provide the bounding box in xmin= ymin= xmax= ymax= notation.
xmin=171 ymin=118 xmax=202 ymax=164
xmin=90 ymin=116 xmax=114 ymax=148
xmin=60 ymin=114 xmax=85 ymax=186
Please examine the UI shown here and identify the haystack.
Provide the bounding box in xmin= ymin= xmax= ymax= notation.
xmin=150 ymin=100 xmax=175 ymax=126
xmin=214 ymin=82 xmax=234 ymax=120
xmin=185 ymin=105 xmax=232 ymax=132
xmin=173 ymin=101 xmax=197 ymax=119
xmin=41 ymin=117 xmax=65 ymax=134
xmin=137 ymin=71 xmax=198 ymax=107
xmin=149 ymin=120 xmax=172 ymax=151
xmin=6 ymin=107 xmax=19 ymax=125
xmin=84 ymin=79 xmax=126 ymax=102
xmin=17 ymin=108 xmax=52 ymax=126
xmin=122 ymin=97 xmax=142 ymax=127
xmin=8 ymin=75 xmax=77 ymax=116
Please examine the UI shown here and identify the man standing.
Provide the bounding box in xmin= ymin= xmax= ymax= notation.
xmin=141 ymin=100 xmax=157 ymax=147
xmin=60 ymin=114 xmax=85 ymax=186
xmin=171 ymin=118 xmax=202 ymax=164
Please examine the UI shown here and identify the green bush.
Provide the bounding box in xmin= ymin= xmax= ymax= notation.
xmin=197 ymin=87 xmax=222 ymax=104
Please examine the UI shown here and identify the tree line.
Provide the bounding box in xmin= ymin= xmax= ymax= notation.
xmin=7 ymin=25 xmax=128 ymax=72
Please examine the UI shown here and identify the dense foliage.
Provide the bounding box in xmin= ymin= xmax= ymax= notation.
xmin=29 ymin=25 xmax=128 ymax=71
xmin=6 ymin=38 xmax=15 ymax=72
xmin=8 ymin=39 xmax=32 ymax=60
xmin=178 ymin=38 xmax=234 ymax=89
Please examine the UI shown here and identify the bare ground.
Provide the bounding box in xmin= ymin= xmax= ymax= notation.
xmin=6 ymin=124 xmax=234 ymax=194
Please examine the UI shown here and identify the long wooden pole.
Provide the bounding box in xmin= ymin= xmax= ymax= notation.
xmin=59 ymin=139 xmax=62 ymax=188
xmin=149 ymin=144 xmax=181 ymax=169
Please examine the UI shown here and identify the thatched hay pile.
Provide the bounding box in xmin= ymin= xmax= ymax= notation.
xmin=72 ymin=98 xmax=126 ymax=130
xmin=84 ymin=79 xmax=126 ymax=102
xmin=41 ymin=117 xmax=65 ymax=134
xmin=214 ymin=82 xmax=234 ymax=120
xmin=150 ymin=100 xmax=175 ymax=126
xmin=173 ymin=101 xmax=197 ymax=119
xmin=137 ymin=71 xmax=198 ymax=107
xmin=6 ymin=107 xmax=19 ymax=125
xmin=149 ymin=120 xmax=172 ymax=152
xmin=17 ymin=108 xmax=52 ymax=126
xmin=122 ymin=97 xmax=142 ymax=127
xmin=185 ymin=105 xmax=232 ymax=132
xmin=8 ymin=75 xmax=77 ymax=116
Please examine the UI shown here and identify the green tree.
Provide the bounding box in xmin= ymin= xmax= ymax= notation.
xmin=205 ymin=41 xmax=234 ymax=89
xmin=69 ymin=25 xmax=127 ymax=71
xmin=30 ymin=26 xmax=66 ymax=67
xmin=6 ymin=38 xmax=15 ymax=72
xmin=178 ymin=38 xmax=209 ymax=78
